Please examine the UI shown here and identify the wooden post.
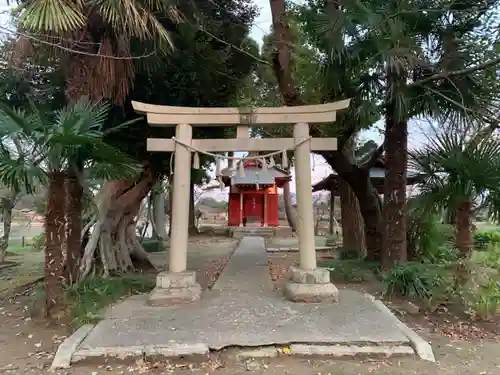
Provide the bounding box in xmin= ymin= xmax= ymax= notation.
xmin=239 ymin=191 xmax=244 ymax=227
xmin=293 ymin=122 xmax=317 ymax=270
xmin=263 ymin=192 xmax=268 ymax=227
xmin=169 ymin=123 xmax=192 ymax=273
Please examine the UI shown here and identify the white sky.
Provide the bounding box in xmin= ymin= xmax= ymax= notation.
xmin=0 ymin=0 xmax=428 ymax=199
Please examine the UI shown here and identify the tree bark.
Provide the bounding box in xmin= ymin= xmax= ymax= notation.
xmin=168 ymin=181 xmax=173 ymax=236
xmin=189 ymin=180 xmax=197 ymax=235
xmin=382 ymin=102 xmax=408 ymax=270
xmin=152 ymin=187 xmax=167 ymax=240
xmin=0 ymin=193 xmax=15 ymax=264
xmin=456 ymin=199 xmax=473 ymax=258
xmin=45 ymin=171 xmax=66 ymax=319
xmin=79 ymin=168 xmax=157 ymax=280
xmin=65 ymin=167 xmax=83 ymax=283
xmin=328 ymin=190 xmax=335 ymax=235
xmin=339 ymin=138 xmax=366 ymax=256
xmin=339 ymin=177 xmax=366 ymax=255
xmin=321 ymin=152 xmax=382 ymax=261
xmin=283 ymin=179 xmax=297 ymax=232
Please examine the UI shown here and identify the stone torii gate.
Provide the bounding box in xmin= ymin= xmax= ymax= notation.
xmin=132 ymin=100 xmax=350 ymax=305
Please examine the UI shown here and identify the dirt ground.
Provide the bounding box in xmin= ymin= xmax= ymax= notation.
xmin=148 ymin=236 xmax=238 ymax=290
xmin=1 ymin=294 xmax=499 ymax=375
xmin=1 ymin=242 xmax=500 ymax=375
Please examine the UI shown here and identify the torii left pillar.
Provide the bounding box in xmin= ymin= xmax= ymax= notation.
xmin=148 ymin=123 xmax=202 ymax=306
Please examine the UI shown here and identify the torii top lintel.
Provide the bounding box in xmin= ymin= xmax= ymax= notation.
xmin=131 ymin=99 xmax=351 ymax=126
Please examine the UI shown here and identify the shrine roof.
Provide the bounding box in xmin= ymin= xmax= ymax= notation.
xmin=230 ymin=168 xmax=276 ymax=186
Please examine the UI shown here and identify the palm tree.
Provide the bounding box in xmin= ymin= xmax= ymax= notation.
xmin=409 ymin=128 xmax=500 ymax=258
xmin=0 ymin=99 xmax=140 ymax=317
xmin=0 ymin=109 xmax=45 ymax=263
xmin=13 ymin=0 xmax=176 ymax=104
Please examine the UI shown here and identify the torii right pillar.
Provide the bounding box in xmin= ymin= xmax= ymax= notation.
xmin=284 ymin=122 xmax=339 ymax=303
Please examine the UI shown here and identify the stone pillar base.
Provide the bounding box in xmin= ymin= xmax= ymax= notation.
xmin=284 ymin=267 xmax=338 ymax=303
xmin=147 ymin=271 xmax=201 ymax=307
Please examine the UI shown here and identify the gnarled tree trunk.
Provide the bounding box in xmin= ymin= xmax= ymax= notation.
xmin=321 ymin=152 xmax=383 ymax=261
xmin=0 ymin=193 xmax=15 ymax=264
xmin=269 ymin=0 xmax=384 ymax=259
xmin=45 ymin=171 xmax=66 ymax=319
xmin=66 ymin=167 xmax=83 ymax=283
xmin=152 ymin=187 xmax=167 ymax=240
xmin=283 ymin=180 xmax=297 ymax=232
xmin=339 ymin=137 xmax=366 ymax=257
xmin=339 ymin=178 xmax=366 ymax=256
xmin=328 ymin=191 xmax=335 ymax=235
xmin=189 ymin=180 xmax=197 ymax=235
xmin=79 ymin=168 xmax=157 ymax=280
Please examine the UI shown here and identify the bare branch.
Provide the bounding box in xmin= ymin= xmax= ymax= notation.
xmin=411 ymin=56 xmax=500 ymax=88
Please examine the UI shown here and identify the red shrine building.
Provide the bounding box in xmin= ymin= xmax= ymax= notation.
xmin=220 ymin=160 xmax=291 ymax=227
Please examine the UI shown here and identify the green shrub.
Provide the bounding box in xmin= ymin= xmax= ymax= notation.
xmin=31 ymin=233 xmax=45 ymax=251
xmin=474 ymin=230 xmax=500 ymax=251
xmin=473 ymin=243 xmax=500 ymax=270
xmin=140 ymin=238 xmax=168 ymax=253
xmin=422 ymin=244 xmax=459 ymax=264
xmin=339 ymin=248 xmax=361 ymax=260
xmin=320 ymin=259 xmax=379 ymax=283
xmin=381 ymin=262 xmax=453 ymax=300
xmin=462 ymin=279 xmax=500 ymax=320
xmin=406 ymin=210 xmax=456 ymax=264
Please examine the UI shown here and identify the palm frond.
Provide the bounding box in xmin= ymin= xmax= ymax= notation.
xmin=410 ymin=125 xmax=500 ymax=213
xmin=18 ymin=0 xmax=86 ymax=33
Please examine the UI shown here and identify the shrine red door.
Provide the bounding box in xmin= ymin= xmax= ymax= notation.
xmin=243 ymin=194 xmax=263 ymax=224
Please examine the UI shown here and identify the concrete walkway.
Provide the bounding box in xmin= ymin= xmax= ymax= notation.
xmin=52 ymin=236 xmax=434 ymax=368
xmin=213 ymin=236 xmax=272 ymax=293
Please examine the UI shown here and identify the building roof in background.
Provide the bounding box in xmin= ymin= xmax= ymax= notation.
xmin=230 ymin=167 xmax=277 ymax=185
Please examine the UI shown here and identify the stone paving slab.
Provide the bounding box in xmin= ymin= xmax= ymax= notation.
xmin=266 ymin=246 xmax=333 ymax=252
xmin=78 ymin=289 xmax=410 ymax=352
xmin=53 ymin=236 xmax=434 ymax=367
xmin=213 ymin=236 xmax=272 ymax=293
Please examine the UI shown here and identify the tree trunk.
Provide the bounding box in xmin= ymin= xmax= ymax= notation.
xmin=339 ymin=138 xmax=366 ymax=256
xmin=445 ymin=207 xmax=456 ymax=225
xmin=328 ymin=190 xmax=335 ymax=235
xmin=152 ymin=187 xmax=167 ymax=240
xmin=65 ymin=167 xmax=83 ymax=284
xmin=45 ymin=171 xmax=66 ymax=319
xmin=339 ymin=177 xmax=366 ymax=256
xmin=269 ymin=0 xmax=382 ymax=258
xmin=314 ymin=206 xmax=321 ymax=235
xmin=283 ymin=180 xmax=297 ymax=232
xmin=168 ymin=181 xmax=173 ymax=236
xmin=79 ymin=169 xmax=157 ymax=280
xmin=456 ymin=200 xmax=473 ymax=258
xmin=189 ymin=180 xmax=197 ymax=235
xmin=382 ymin=103 xmax=408 ymax=271
xmin=321 ymin=152 xmax=383 ymax=261
xmin=0 ymin=194 xmax=15 ymax=264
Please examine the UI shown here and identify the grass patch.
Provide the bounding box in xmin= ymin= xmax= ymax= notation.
xmin=65 ymin=276 xmax=155 ymax=327
xmin=6 ymin=239 xmax=33 ymax=253
xmin=318 ymin=259 xmax=379 ymax=283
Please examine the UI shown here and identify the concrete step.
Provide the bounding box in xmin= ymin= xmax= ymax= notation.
xmin=231 ymin=227 xmax=274 ymax=239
